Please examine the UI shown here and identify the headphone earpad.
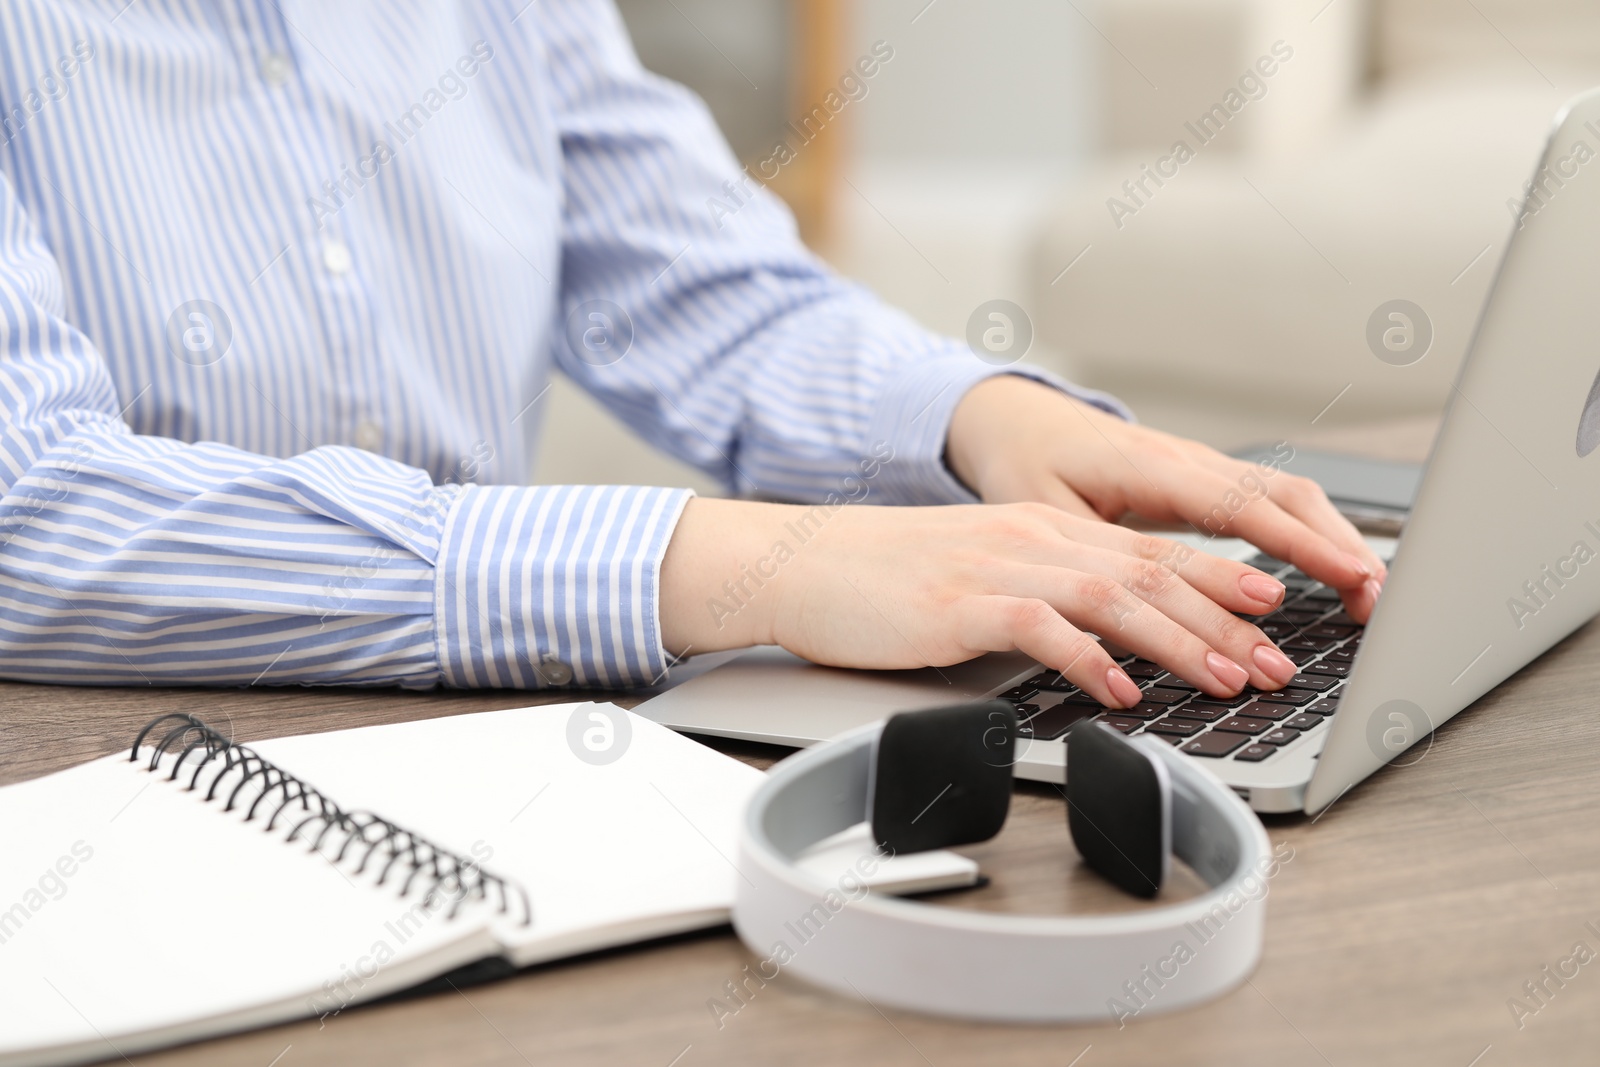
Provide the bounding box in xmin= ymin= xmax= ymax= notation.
xmin=1065 ymin=720 xmax=1170 ymax=898
xmin=870 ymin=701 xmax=1016 ymax=854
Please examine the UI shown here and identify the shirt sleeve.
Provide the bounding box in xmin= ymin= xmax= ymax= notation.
xmin=536 ymin=0 xmax=1130 ymax=507
xmin=0 ymin=173 xmax=689 ymax=691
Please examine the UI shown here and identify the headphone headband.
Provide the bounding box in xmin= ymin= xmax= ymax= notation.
xmin=732 ymin=710 xmax=1274 ymax=1023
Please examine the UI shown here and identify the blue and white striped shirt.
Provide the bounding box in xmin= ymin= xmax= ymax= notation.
xmin=0 ymin=0 xmax=1120 ymax=690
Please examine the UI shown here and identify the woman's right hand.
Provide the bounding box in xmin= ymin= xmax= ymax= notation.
xmin=659 ymin=498 xmax=1301 ymax=708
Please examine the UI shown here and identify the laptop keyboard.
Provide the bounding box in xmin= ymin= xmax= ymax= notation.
xmin=995 ymin=553 xmax=1370 ymax=764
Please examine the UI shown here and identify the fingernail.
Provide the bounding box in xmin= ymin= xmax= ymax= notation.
xmin=1205 ymin=651 xmax=1250 ymax=691
xmin=1252 ymin=644 xmax=1298 ymax=685
xmin=1364 ymin=577 xmax=1383 ymax=603
xmin=1239 ymin=573 xmax=1285 ymax=606
xmin=1342 ymin=552 xmax=1371 ymax=578
xmin=1106 ymin=667 xmax=1144 ymax=708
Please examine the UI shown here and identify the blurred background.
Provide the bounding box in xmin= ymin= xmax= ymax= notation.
xmin=535 ymin=0 xmax=1598 ymax=492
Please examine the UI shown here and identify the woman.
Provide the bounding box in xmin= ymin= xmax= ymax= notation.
xmin=0 ymin=0 xmax=1381 ymax=704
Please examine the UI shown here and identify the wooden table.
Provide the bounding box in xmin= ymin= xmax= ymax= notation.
xmin=6 ymin=418 xmax=1600 ymax=1067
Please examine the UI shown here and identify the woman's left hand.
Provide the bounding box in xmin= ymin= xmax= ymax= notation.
xmin=945 ymin=376 xmax=1388 ymax=622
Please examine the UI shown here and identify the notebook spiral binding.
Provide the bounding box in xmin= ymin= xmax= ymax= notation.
xmin=130 ymin=713 xmax=532 ymax=928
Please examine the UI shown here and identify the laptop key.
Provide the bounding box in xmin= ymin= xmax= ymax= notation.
xmin=1141 ymin=686 xmax=1191 ymax=704
xmin=1167 ymin=703 xmax=1230 ymax=723
xmin=1124 ymin=659 xmax=1165 ymax=678
xmin=1181 ymin=731 xmax=1248 ymax=757
xmin=1283 ymin=646 xmax=1320 ymax=667
xmin=1285 ymin=635 xmax=1340 ymax=652
xmin=1250 ymin=687 xmax=1319 ymax=706
xmin=1256 ymin=621 xmax=1299 ymax=640
xmin=1283 ymin=713 xmax=1323 ymax=731
xmin=1118 ymin=703 xmax=1169 ymax=721
xmin=1215 ymin=716 xmax=1274 ymax=735
xmin=1258 ymin=727 xmax=1301 ymax=745
xmin=1000 ymin=686 xmax=1039 ymax=702
xmin=1095 ymin=715 xmax=1144 ymax=735
xmin=1305 ymin=698 xmax=1340 ymax=715
xmin=1147 ymin=674 xmax=1202 ymax=693
xmin=1287 ymin=673 xmax=1337 ymax=691
xmin=1301 ymin=586 xmax=1342 ymax=602
xmin=1233 ymin=743 xmax=1277 ymax=762
xmin=1017 ymin=704 xmax=1097 ymax=741
xmin=1279 ymin=608 xmax=1325 ymax=626
xmin=1305 ymin=661 xmax=1351 ymax=678
xmin=1099 ymin=639 xmax=1137 ymax=662
xmin=1145 ymin=719 xmax=1205 ymax=739
xmin=1232 ymin=700 xmax=1293 ymax=721
xmin=1025 ymin=671 xmax=1069 ymax=690
xmin=1302 ymin=624 xmax=1358 ymax=641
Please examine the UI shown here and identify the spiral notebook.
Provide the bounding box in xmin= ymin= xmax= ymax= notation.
xmin=0 ymin=702 xmax=976 ymax=1067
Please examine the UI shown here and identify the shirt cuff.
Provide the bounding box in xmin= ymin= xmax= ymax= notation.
xmin=864 ymin=350 xmax=1134 ymax=506
xmin=434 ymin=483 xmax=694 ymax=689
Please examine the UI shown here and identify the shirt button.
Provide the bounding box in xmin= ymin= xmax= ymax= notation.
xmin=321 ymin=239 xmax=353 ymax=275
xmin=540 ymin=659 xmax=574 ymax=686
xmin=260 ymin=52 xmax=293 ymax=87
xmin=353 ymin=420 xmax=383 ymax=452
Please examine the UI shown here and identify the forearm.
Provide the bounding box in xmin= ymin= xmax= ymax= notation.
xmin=659 ymin=497 xmax=793 ymax=656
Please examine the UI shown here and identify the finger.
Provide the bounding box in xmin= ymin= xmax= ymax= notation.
xmin=980 ymin=503 xmax=1287 ymax=616
xmin=999 ymin=567 xmax=1255 ymax=699
xmin=1250 ymin=471 xmax=1389 ymax=620
xmin=1339 ymin=574 xmax=1384 ymax=623
xmin=1051 ymin=515 xmax=1289 ymax=616
xmin=1192 ymin=453 xmax=1388 ymax=583
xmin=1223 ymin=461 xmax=1386 ymax=575
xmin=1011 ymin=559 xmax=1299 ymax=694
xmin=1172 ymin=470 xmax=1373 ymax=593
xmin=1049 ymin=547 xmax=1299 ymax=687
xmin=960 ymin=595 xmax=1142 ymax=707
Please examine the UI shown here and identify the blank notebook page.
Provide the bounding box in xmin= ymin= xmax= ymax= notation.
xmin=0 ymin=754 xmax=497 ymax=1065
xmin=250 ymin=703 xmax=765 ymax=964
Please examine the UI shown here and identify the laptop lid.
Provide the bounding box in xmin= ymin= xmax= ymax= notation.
xmin=1308 ymin=87 xmax=1600 ymax=812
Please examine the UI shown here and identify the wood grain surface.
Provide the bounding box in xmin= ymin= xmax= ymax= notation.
xmin=6 ymin=417 xmax=1599 ymax=1067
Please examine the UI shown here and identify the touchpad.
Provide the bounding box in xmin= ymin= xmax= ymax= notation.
xmin=633 ymin=647 xmax=1036 ymax=748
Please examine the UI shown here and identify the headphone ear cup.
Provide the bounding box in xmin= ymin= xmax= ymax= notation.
xmin=870 ymin=701 xmax=1016 ymax=854
xmin=1065 ymin=720 xmax=1170 ymax=898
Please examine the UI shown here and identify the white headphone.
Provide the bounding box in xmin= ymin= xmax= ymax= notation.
xmin=731 ymin=703 xmax=1274 ymax=1023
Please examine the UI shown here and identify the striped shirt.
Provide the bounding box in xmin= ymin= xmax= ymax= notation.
xmin=0 ymin=0 xmax=1122 ymax=690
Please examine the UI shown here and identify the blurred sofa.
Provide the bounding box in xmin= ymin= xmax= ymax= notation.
xmin=1031 ymin=0 xmax=1600 ymax=436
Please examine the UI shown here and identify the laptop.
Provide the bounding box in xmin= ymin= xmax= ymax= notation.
xmin=637 ymin=87 xmax=1600 ymax=815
